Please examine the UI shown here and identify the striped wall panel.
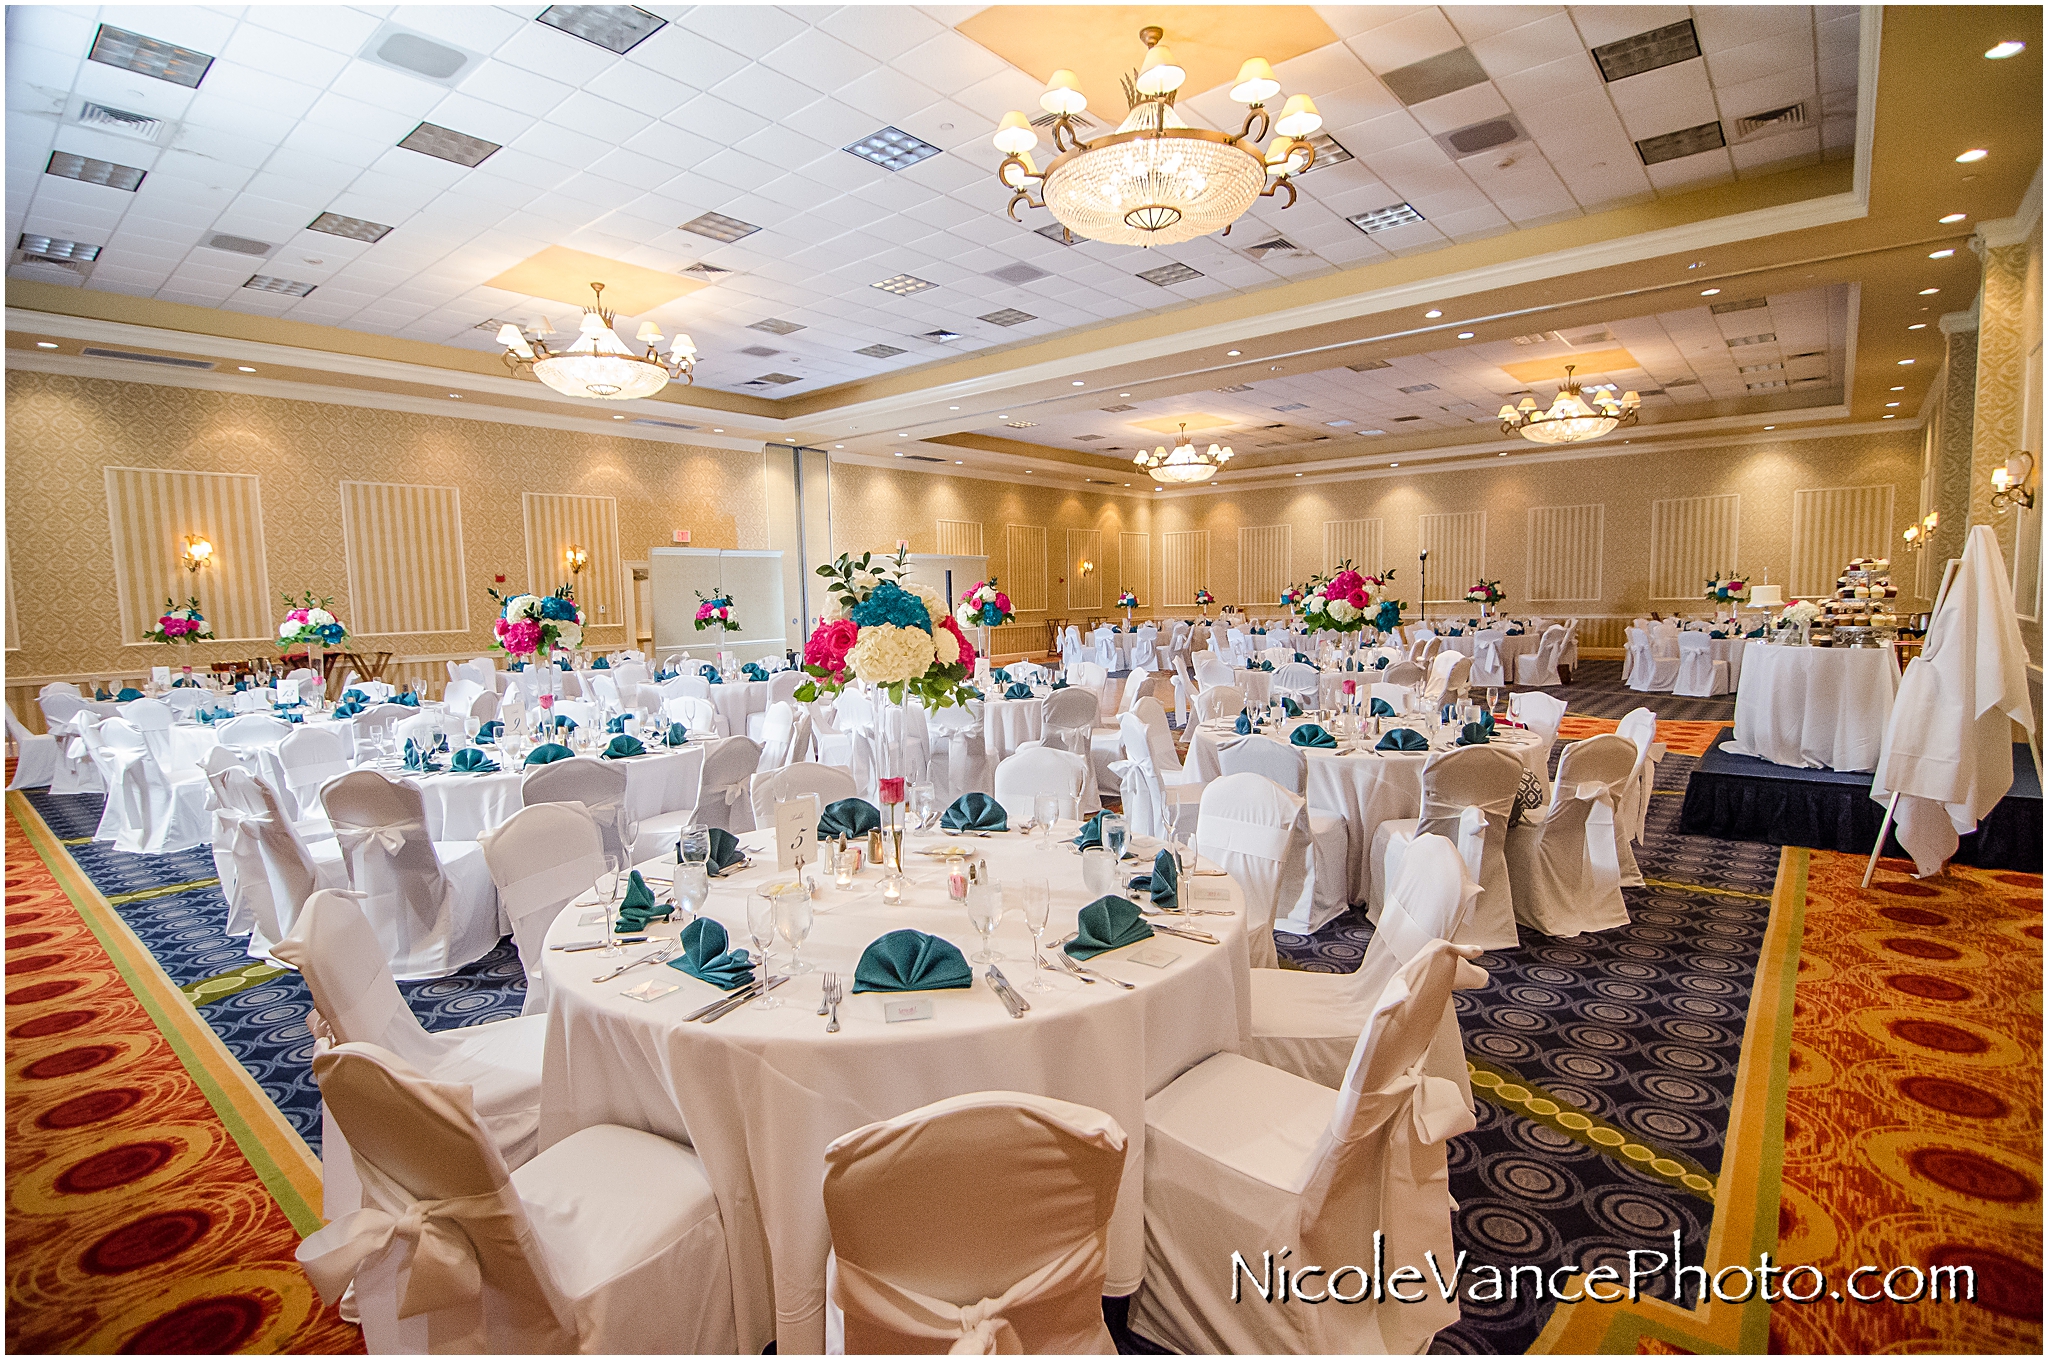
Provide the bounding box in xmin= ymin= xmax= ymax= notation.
xmin=1065 ymin=528 xmax=1102 ymax=611
xmin=340 ymin=482 xmax=468 ymax=636
xmin=523 ymin=492 xmax=623 ymax=632
xmin=1419 ymin=511 xmax=1485 ymax=602
xmin=1119 ymin=532 xmax=1149 ymax=598
xmin=936 ymin=519 xmax=984 ymax=557
xmin=1790 ymin=484 xmax=1894 ymax=597
xmin=1002 ymin=524 xmax=1048 ymax=612
xmin=104 ymin=466 xmax=271 ymax=643
xmin=1648 ymin=493 xmax=1741 ymax=600
xmin=1323 ymin=517 xmax=1384 ymax=573
xmin=990 ymin=621 xmax=1048 ymax=656
xmin=1161 ymin=529 xmax=1209 ymax=605
xmin=1526 ymin=503 xmax=1605 ymax=602
xmin=5 ymin=550 xmax=17 ymax=652
xmin=1237 ymin=524 xmax=1292 ymax=604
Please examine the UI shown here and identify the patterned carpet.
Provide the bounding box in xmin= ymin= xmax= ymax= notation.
xmin=5 ymin=797 xmax=361 ymax=1353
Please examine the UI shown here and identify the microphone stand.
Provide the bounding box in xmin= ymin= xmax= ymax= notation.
xmin=1418 ymin=550 xmax=1428 ymax=630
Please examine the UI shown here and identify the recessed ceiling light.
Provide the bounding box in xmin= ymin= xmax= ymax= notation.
xmin=243 ymin=274 xmax=316 ymax=296
xmin=958 ymin=461 xmax=965 ymax=465
xmin=613 ymin=414 xmax=625 ymax=420
xmin=844 ymin=126 xmax=942 ymax=172
xmin=1498 ymin=451 xmax=1508 ymax=456
xmin=949 ymin=405 xmax=959 ymax=410
xmin=1938 ymin=213 xmax=1967 ymax=224
xmin=1346 ymin=203 xmax=1426 ymax=235
xmin=1763 ymin=425 xmax=1775 ymax=430
xmin=1424 ymin=309 xmax=1443 ymax=318
xmin=1119 ymin=393 xmax=1131 ymax=397
xmin=1701 ymin=288 xmax=1721 ymax=296
xmin=1457 ymin=331 xmax=1475 ymax=339
xmin=398 ymin=122 xmax=500 ymax=167
xmin=680 ymin=211 xmax=760 ymax=243
xmin=536 ymin=4 xmax=666 ymax=53
xmin=1389 ymin=463 xmax=1399 ymax=467
xmin=1918 ymin=287 xmax=1941 ymax=295
xmin=1071 ymin=380 xmax=1085 ymax=386
xmin=872 ymin=273 xmax=935 ymax=296
xmin=17 ymin=234 xmax=101 ymax=262
xmin=88 ymin=23 xmax=214 ymax=87
xmin=1929 ymin=248 xmax=1955 ymax=258
xmin=308 ymin=211 xmax=392 ymax=243
xmin=1886 ymin=402 xmax=1901 ymax=407
xmin=1955 ymin=149 xmax=1988 ymax=163
xmin=894 ymin=451 xmax=904 ymax=457
xmin=1025 ymin=470 xmax=1033 ymax=474
xmin=713 ymin=428 xmax=723 ymax=432
xmin=1883 ymin=413 xmax=1896 ymax=419
xmin=45 ymin=151 xmax=145 ymax=191
xmin=447 ymin=393 xmax=461 ymax=399
xmin=35 ymin=342 xmax=56 ymax=349
xmin=1890 ymin=386 xmax=1905 ymax=391
xmin=1898 ymin=359 xmax=1915 ymax=365
xmin=1296 ymin=472 xmax=1303 ymax=476
xmin=897 ymin=432 xmax=909 ymax=437
xmin=1137 ymin=261 xmax=1204 ymax=286
xmin=1908 ymin=323 xmax=1927 ymax=330
xmin=1226 ymin=349 xmax=1241 ymax=356
xmin=237 ymin=365 xmax=255 ymax=372
xmin=1986 ymin=40 xmax=2026 ymax=59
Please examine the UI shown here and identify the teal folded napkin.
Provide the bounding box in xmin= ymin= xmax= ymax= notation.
xmin=593 ymin=654 xmax=611 ymax=669
xmin=1071 ymin=811 xmax=1106 ymax=850
xmin=1050 ymin=679 xmax=1069 ymax=690
xmin=1254 ymin=660 xmax=1274 ymax=672
xmin=333 ymin=701 xmax=365 ymax=718
xmin=667 ymin=916 xmax=754 ymax=990
xmin=402 ymin=738 xmax=441 ymax=772
xmin=94 ymin=688 xmax=110 ymax=700
xmin=1709 ymin=630 xmax=1728 ymax=639
xmin=1457 ymin=722 xmax=1491 ymax=746
xmin=1289 ymin=723 xmax=1337 ymax=749
xmin=117 ymin=687 xmax=143 ymax=701
xmin=511 ymin=661 xmax=527 ymax=671
xmin=1280 ymin=696 xmax=1302 ymax=717
xmin=1746 ymin=626 xmax=1767 ymax=638
xmin=557 ymin=659 xmax=573 ymax=671
xmin=1473 ymin=710 xmax=1496 ymax=735
xmin=852 ymin=929 xmax=973 ymax=993
xmin=1064 ymin=896 xmax=1154 ymax=961
xmin=940 ymin=791 xmax=1007 ymax=832
xmin=664 ymin=725 xmax=692 ymax=746
xmin=1506 ymin=628 xmax=1524 ymax=636
xmin=614 ymin=871 xmax=674 ymax=933
xmin=393 ymin=692 xmax=420 ymax=707
xmin=818 ymin=797 xmax=881 ymax=839
xmin=606 ymin=714 xmax=629 ymax=733
xmin=1127 ymin=850 xmax=1179 ymax=910
xmin=1234 ymin=711 xmax=1252 ymax=735
xmin=1448 ymin=628 xmax=1464 ymax=636
xmin=701 ymin=667 xmax=723 ymax=685
xmin=741 ymin=662 xmax=769 ymax=682
xmin=706 ymin=827 xmax=746 ymax=875
xmin=1370 ymin=697 xmax=1396 ymax=717
xmin=1377 ymin=728 xmax=1429 ymax=751
xmin=525 ymin=742 xmax=574 ymax=765
xmin=1293 ymin=652 xmax=1309 ymax=664
xmin=476 ymin=720 xmax=504 ymax=741
xmin=450 ymin=747 xmax=498 ymax=773
xmin=1374 ymin=657 xmax=1390 ymax=670
xmin=1003 ymin=682 xmax=1033 ymax=699
xmin=602 ymin=734 xmax=647 ymax=759
xmin=342 ymin=688 xmax=369 ymax=704
xmin=991 ymin=667 xmax=1011 ymax=684
xmin=547 ymin=714 xmax=577 ymax=731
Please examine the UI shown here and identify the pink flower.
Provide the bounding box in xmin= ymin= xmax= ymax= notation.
xmin=805 ymin=617 xmax=861 ymax=679
xmin=993 ymin=592 xmax=1010 ymax=614
xmin=499 ymin=618 xmax=541 ymax=655
xmin=1342 ymin=679 xmax=1357 ymax=695
xmin=878 ymin=776 xmax=906 ymax=805
xmin=1329 ymin=570 xmax=1363 ymax=596
xmin=286 ymin=608 xmax=310 ymax=624
xmin=695 ymin=603 xmax=713 ymax=620
xmin=936 ymin=615 xmax=975 ymax=673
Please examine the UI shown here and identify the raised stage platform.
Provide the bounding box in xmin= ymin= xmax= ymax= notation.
xmin=1678 ymin=727 xmax=2041 ymax=873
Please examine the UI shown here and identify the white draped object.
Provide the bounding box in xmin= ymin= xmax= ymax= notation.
xmin=1623 ymin=626 xmax=1679 ymax=692
xmin=1505 ymin=734 xmax=1635 ymax=937
xmin=1872 ymin=524 xmax=2039 ymax=875
xmin=320 ymin=771 xmax=502 ymax=980
xmin=38 ymin=694 xmax=105 ymax=795
xmin=1507 ymin=691 xmax=1567 ymax=770
xmin=1725 ymin=644 xmax=1900 ymax=771
xmin=1212 ymin=737 xmax=1351 ymax=933
xmin=1190 ymin=684 xmax=1244 ymax=725
xmin=235 ymin=766 xmax=349 ymax=955
xmin=750 ymin=762 xmax=857 ymax=829
xmin=1468 ymin=628 xmax=1507 ymax=688
xmin=992 ymin=747 xmax=1089 ymax=827
xmin=1673 ymin=631 xmax=1730 ymax=697
xmin=300 ymin=1039 xmax=734 ymax=1354
xmin=1611 ymin=707 xmax=1660 ymax=887
xmin=1130 ymin=940 xmax=1481 ymax=1355
xmin=823 ymin=1092 xmax=1125 ymax=1355
xmin=478 ymin=803 xmax=606 ymax=1016
xmin=695 ymin=736 xmax=765 ymax=832
xmin=5 ymin=706 xmax=58 ymax=789
xmin=1515 ymin=625 xmax=1569 ymax=687
xmin=520 ymin=756 xmax=636 ymax=869
xmin=1369 ymin=744 xmax=1524 ymax=950
xmin=1127 ymin=625 xmax=1158 ymax=671
xmin=1195 ymin=773 xmax=1310 ymax=969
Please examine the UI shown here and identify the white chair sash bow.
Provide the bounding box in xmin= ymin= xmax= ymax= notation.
xmin=834 ymin=1236 xmax=1105 ymax=1355
xmin=1197 ymin=811 xmax=1294 ymax=862
xmin=1569 ymin=779 xmax=1624 ymax=902
xmin=299 ymin=1174 xmax=528 ymax=1324
xmin=1297 ymin=1061 xmax=1472 ymax=1256
xmin=336 ymin=818 xmax=423 ymax=858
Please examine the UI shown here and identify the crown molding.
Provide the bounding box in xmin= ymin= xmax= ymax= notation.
xmin=825 ymin=448 xmax=1153 ymax=501
xmin=1975 ymin=163 xmax=2044 ymax=249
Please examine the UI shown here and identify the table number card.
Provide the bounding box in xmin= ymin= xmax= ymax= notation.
xmin=775 ymin=794 xmax=818 ymax=872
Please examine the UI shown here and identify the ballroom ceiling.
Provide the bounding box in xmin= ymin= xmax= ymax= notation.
xmin=4 ymin=5 xmax=2040 ymax=492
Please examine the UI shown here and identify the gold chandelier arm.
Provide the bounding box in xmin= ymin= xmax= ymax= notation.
xmin=1004 ymin=186 xmax=1046 ymax=222
xmin=1050 ymin=116 xmax=1083 ymax=153
xmin=997 ymin=153 xmax=1044 ymax=191
xmin=1236 ymin=106 xmax=1270 ymax=142
xmin=1257 ymin=177 xmax=1299 ymax=209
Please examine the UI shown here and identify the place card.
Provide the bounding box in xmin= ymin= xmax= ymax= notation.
xmin=1190 ymin=885 xmax=1231 ymax=903
xmin=883 ymin=998 xmax=935 ymax=1023
xmin=578 ymin=908 xmax=608 ymax=926
xmin=1126 ymin=946 xmax=1179 ymax=969
xmin=621 ymin=980 xmax=680 ymax=1003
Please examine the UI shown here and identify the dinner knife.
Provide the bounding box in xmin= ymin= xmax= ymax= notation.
xmin=1147 ymin=921 xmax=1221 ymax=945
xmin=985 ymin=965 xmax=1029 ymax=1017
xmin=699 ymin=975 xmax=788 ymax=1022
xmin=681 ymin=972 xmax=777 ymax=1020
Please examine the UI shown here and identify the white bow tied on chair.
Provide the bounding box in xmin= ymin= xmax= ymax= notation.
xmin=834 ymin=1234 xmax=1107 ymax=1355
xmin=336 ymin=819 xmax=420 ymax=858
xmin=1570 ymin=779 xmax=1625 ymax=902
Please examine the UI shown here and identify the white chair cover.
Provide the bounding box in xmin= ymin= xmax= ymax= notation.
xmin=1624 ymin=627 xmax=1679 ymax=692
xmin=1468 ymin=628 xmax=1507 ymax=688
xmin=203 ymin=753 xmax=260 ymax=944
xmin=1269 ymin=662 xmax=1318 ymax=700
xmin=1506 ymin=734 xmax=1636 ymax=937
xmin=319 ymin=771 xmax=502 ymax=980
xmin=1369 ymin=744 xmax=1524 ymax=950
xmin=1190 ymin=684 xmax=1245 ymax=724
xmin=749 ymin=762 xmax=857 ymax=828
xmin=1090 ymin=625 xmax=1119 ymax=670
xmin=1192 ymin=656 xmax=1233 ymax=690
xmin=38 ymin=694 xmax=105 ymax=795
xmin=100 ymin=716 xmax=210 ymax=854
xmin=1514 ymin=625 xmax=1568 ymax=687
xmin=1195 ymin=773 xmax=1308 ymax=970
xmin=1213 ymin=736 xmax=1351 ymax=933
xmin=236 ymin=766 xmax=349 ymax=953
xmin=520 ymin=756 xmax=636 ymax=870
xmin=5 ymin=706 xmax=58 ymax=789
xmin=824 ymin=1092 xmax=1125 ymax=1356
xmin=1612 ymin=707 xmax=1661 ymax=885
xmin=693 ymin=736 xmax=764 ymax=832
xmin=278 ymin=726 xmax=352 ymax=824
xmin=296 ymin=1039 xmax=734 ymax=1355
xmin=1127 ymin=625 xmax=1158 ymax=671
xmin=1131 ymin=940 xmax=1481 ymax=1355
xmin=477 ymin=802 xmax=605 ymax=1016
xmin=1673 ymin=631 xmax=1730 ymax=696
xmin=1508 ymin=690 xmax=1567 ymax=772
xmin=1058 ymin=625 xmax=1085 ymax=671
xmin=992 ymin=747 xmax=1088 ymax=826
xmin=1039 ymin=687 xmax=1099 ymax=760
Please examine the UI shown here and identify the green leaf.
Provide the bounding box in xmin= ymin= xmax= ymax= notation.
xmin=793 ymin=680 xmax=817 ymax=702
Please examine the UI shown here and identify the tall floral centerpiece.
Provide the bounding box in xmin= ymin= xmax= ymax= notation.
xmin=796 ymin=549 xmax=977 ymax=710
xmin=1116 ymin=589 xmax=1140 ymax=626
xmin=954 ymin=578 xmax=1014 ymax=631
xmin=694 ymin=590 xmax=740 ymax=632
xmin=490 ymin=584 xmax=584 ymax=659
xmin=1278 ymin=585 xmax=1304 ymax=622
xmin=276 ymin=591 xmax=348 ymax=682
xmin=1465 ymin=579 xmax=1506 ymax=621
xmin=1778 ymin=598 xmax=1821 ymax=645
xmin=1296 ymin=562 xmax=1379 ymax=634
xmin=146 ymin=597 xmax=213 ymax=646
xmin=1193 ymin=588 xmax=1216 ymax=617
xmin=1705 ymin=572 xmax=1749 ymax=623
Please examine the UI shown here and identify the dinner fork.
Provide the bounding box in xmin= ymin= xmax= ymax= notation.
xmin=592 ymin=939 xmax=677 ymax=983
xmin=824 ymin=973 xmax=842 ymax=1033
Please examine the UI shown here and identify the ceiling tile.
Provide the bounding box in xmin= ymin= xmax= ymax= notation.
xmin=1447 ymin=5 xmax=1566 ymax=44
xmin=1691 ymin=4 xmax=1811 ymax=52
xmin=489 ymin=22 xmax=620 ymax=84
xmin=673 ymin=5 xmax=811 ymax=59
xmin=1348 ymin=9 xmax=1465 ymax=74
xmin=1606 ymin=59 xmax=1718 ymax=140
xmin=1493 ymin=49 xmax=1603 ymax=106
xmin=458 ymin=57 xmax=574 ymax=114
xmin=1409 ymin=79 xmax=1510 ymax=135
xmin=218 ymin=22 xmax=354 ymax=87
xmin=1565 ymin=6 xmax=1692 ymax=48
xmin=1470 ymin=12 xmax=1589 ymax=78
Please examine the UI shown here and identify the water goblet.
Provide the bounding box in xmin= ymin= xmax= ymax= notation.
xmin=775 ymin=887 xmax=815 ymax=974
xmin=675 ymin=862 xmax=710 ymax=922
xmin=594 ymin=865 xmax=622 ymax=955
xmin=679 ymin=825 xmax=711 ymax=867
xmin=1033 ymin=795 xmax=1062 ymax=845
xmin=1080 ymin=846 xmax=1115 ymax=896
xmin=1021 ymin=878 xmax=1052 ymax=991
xmin=966 ymin=881 xmax=1003 ymax=964
xmin=747 ymin=889 xmax=783 ymax=1008
xmin=1101 ymin=812 xmax=1127 ymax=868
xmin=910 ymin=781 xmax=937 ymax=831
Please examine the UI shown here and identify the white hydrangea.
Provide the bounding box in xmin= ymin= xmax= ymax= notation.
xmin=932 ymin=621 xmax=961 ymax=665
xmin=846 ymin=623 xmax=936 ymax=685
xmin=1327 ymin=598 xmax=1359 ymax=623
xmin=555 ymin=621 xmax=582 ymax=650
xmin=902 ymin=580 xmax=947 ymax=624
xmin=307 ymin=608 xmax=335 ymax=626
xmin=851 ymin=570 xmax=881 ymax=594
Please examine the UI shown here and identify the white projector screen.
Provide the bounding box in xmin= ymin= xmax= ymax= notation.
xmin=650 ymin=548 xmax=788 ymax=665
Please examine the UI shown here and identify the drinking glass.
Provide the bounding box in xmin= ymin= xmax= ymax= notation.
xmin=776 ymin=888 xmax=815 ymax=974
xmin=1033 ymin=795 xmax=1062 ymax=845
xmin=595 ymin=865 xmax=621 ymax=955
xmin=679 ymin=825 xmax=711 ymax=867
xmin=675 ymin=862 xmax=710 ymax=922
xmin=748 ymin=889 xmax=782 ymax=1007
xmin=966 ymin=881 xmax=1003 ymax=963
xmin=1080 ymin=846 xmax=1115 ymax=896
xmin=1101 ymin=812 xmax=1127 ymax=868
xmin=910 ymin=781 xmax=937 ymax=831
xmin=1020 ymin=878 xmax=1052 ymax=991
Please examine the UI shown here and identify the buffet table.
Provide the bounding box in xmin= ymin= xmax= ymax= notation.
xmin=1723 ymin=643 xmax=1900 ymax=772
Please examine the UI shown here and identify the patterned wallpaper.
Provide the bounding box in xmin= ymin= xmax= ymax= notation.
xmin=4 ymin=371 xmax=769 ymax=679
xmin=1970 ymin=237 xmax=2031 ymax=567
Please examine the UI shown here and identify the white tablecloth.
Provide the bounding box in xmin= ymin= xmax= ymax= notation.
xmin=406 ymin=745 xmax=705 ymax=840
xmin=981 ymin=695 xmax=1045 ymax=762
xmin=1724 ymin=643 xmax=1900 ymax=771
xmin=709 ymin=679 xmax=770 ymax=739
xmin=539 ymin=827 xmax=1248 ymax=1353
xmin=1438 ymin=631 xmax=1582 ymax=674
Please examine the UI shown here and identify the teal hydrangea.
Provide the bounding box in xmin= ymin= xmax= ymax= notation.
xmin=849 ymin=581 xmax=932 ymax=633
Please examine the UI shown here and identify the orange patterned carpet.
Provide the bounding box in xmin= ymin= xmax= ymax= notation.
xmin=1558 ymin=715 xmax=1729 ymax=758
xmin=5 ymin=808 xmax=361 ymax=1353
xmin=1770 ymin=851 xmax=2042 ymax=1353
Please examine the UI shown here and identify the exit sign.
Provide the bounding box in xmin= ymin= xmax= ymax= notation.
xmin=673 ymin=529 xmax=691 ymax=544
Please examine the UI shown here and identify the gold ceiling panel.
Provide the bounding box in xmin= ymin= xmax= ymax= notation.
xmin=1497 ymin=349 xmax=1642 ymax=385
xmin=958 ymin=6 xmax=1337 ymax=110
xmin=483 ymin=246 xmax=705 ymax=316
xmin=1129 ymin=411 xmax=1237 ymax=435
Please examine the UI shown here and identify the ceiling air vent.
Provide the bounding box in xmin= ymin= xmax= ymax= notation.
xmin=14 ymin=253 xmax=88 ymax=275
xmin=1295 ymin=132 xmax=1352 ymax=174
xmin=854 ymin=343 xmax=906 ymax=359
xmin=1380 ymin=46 xmax=1489 ymax=106
xmin=1734 ymin=103 xmax=1808 ymax=139
xmin=919 ymin=329 xmax=963 ymax=343
xmin=1073 ymin=434 xmax=1104 ymax=441
xmin=749 ymin=318 xmax=804 ymax=335
xmin=1397 ymin=382 xmax=1439 ymax=394
xmin=1435 ymin=115 xmax=1527 ymax=159
xmin=1137 ymin=261 xmax=1203 ymax=286
xmin=1510 ymin=332 xmax=1553 ymax=346
xmin=1709 ymin=296 xmax=1768 ymax=315
xmin=1101 ymin=404 xmax=1137 ymax=413
xmin=1243 ymin=237 xmax=1300 ymax=259
xmin=740 ymin=345 xmax=781 ymax=358
xmin=628 ymin=417 xmax=698 ymax=430
xmin=680 ymin=262 xmax=732 ymax=278
xmin=752 ymin=372 xmax=801 ymax=385
xmin=361 ymin=22 xmax=482 ymax=86
xmin=1216 ymin=384 xmax=1254 ymax=393
xmin=1271 ymin=402 xmax=1308 ymax=412
xmin=81 ymin=347 xmax=215 ymax=370
xmin=1592 ymin=20 xmax=1701 ymax=82
xmin=1635 ymin=121 xmax=1726 ymax=166
xmin=1788 ymin=350 xmax=1825 ymax=360
xmin=75 ymin=101 xmax=164 ymax=141
xmin=1563 ymin=328 xmax=1613 ymax=345
xmin=1345 ymin=359 xmax=1392 ymax=372
xmin=1034 ymin=223 xmax=1079 ymax=246
xmin=986 ymin=261 xmax=1050 ymax=285
xmin=206 ymin=233 xmax=274 ymax=257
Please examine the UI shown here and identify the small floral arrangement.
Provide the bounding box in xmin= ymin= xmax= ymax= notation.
xmin=1193 ymin=588 xmax=1216 ymax=606
xmin=1279 ymin=586 xmax=1305 ymax=608
xmin=1466 ymin=579 xmax=1506 ymax=606
xmin=1705 ymin=573 xmax=1749 ymax=603
xmin=276 ymin=590 xmax=347 ymax=649
xmin=490 ymin=584 xmax=584 ymax=658
xmin=694 ymin=591 xmax=740 ymax=632
xmin=1117 ymin=589 xmax=1140 ymax=609
xmin=954 ymin=579 xmax=1013 ymax=629
xmin=796 ymin=548 xmax=976 ymax=708
xmin=1296 ymin=561 xmax=1385 ymax=633
xmin=146 ymin=596 xmax=213 ymax=645
xmin=1781 ymin=599 xmax=1822 ymax=627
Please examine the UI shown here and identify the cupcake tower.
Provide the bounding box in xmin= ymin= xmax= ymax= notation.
xmin=1821 ymin=557 xmax=1900 ymax=638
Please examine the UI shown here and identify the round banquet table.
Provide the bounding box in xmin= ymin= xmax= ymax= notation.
xmin=1187 ymin=717 xmax=1549 ymax=899
xmin=538 ymin=825 xmax=1249 ymax=1353
xmin=980 ymin=693 xmax=1045 ymax=762
xmin=1723 ymin=642 xmax=1900 ymax=771
xmin=393 ymin=743 xmax=705 ymax=840
xmin=1438 ymin=630 xmax=1581 ymax=675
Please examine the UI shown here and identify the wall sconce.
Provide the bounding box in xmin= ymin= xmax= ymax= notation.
xmin=1079 ymin=559 xmax=1095 ymax=576
xmin=180 ymin=535 xmax=214 ymax=573
xmin=1902 ymin=510 xmax=1937 ymax=551
xmin=1990 ymin=452 xmax=2035 ymax=512
xmin=565 ymin=543 xmax=589 ymax=575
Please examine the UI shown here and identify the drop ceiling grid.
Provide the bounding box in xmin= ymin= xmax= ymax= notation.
xmin=8 ymin=5 xmax=1857 ymax=397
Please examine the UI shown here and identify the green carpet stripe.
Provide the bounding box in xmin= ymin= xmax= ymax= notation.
xmin=1466 ymin=1055 xmax=1719 ymax=1203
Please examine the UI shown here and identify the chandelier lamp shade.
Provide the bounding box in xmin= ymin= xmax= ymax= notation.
xmin=1136 ymin=422 xmax=1234 ymax=483
xmin=497 ymin=282 xmax=697 ymax=400
xmin=1499 ymin=365 xmax=1641 ymax=445
xmin=993 ymin=28 xmax=1323 ymax=247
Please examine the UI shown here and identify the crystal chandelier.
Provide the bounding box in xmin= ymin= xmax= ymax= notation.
xmin=1136 ymin=422 xmax=1234 ymax=483
xmin=1500 ymin=366 xmax=1640 ymax=445
xmin=992 ymin=28 xmax=1323 ymax=248
xmin=497 ymin=283 xmax=697 ymax=401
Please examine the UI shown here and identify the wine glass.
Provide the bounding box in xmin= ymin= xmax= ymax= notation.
xmin=679 ymin=825 xmax=711 ymax=867
xmin=1033 ymin=795 xmax=1061 ymax=846
xmin=776 ymin=887 xmax=814 ymax=974
xmin=1101 ymin=812 xmax=1127 ymax=871
xmin=595 ymin=865 xmax=621 ymax=955
xmin=1020 ymin=877 xmax=1052 ymax=991
xmin=675 ymin=862 xmax=710 ymax=922
xmin=911 ymin=781 xmax=937 ymax=831
xmin=748 ymin=889 xmax=782 ymax=1007
xmin=966 ymin=881 xmax=1003 ymax=963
